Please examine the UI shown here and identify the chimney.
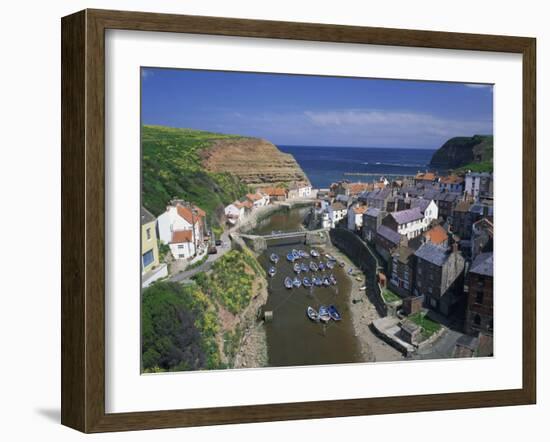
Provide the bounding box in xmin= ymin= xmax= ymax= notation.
xmin=452 ymin=242 xmax=458 ymax=254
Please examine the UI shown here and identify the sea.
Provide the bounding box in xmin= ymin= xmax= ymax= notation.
xmin=277 ymin=145 xmax=436 ymax=189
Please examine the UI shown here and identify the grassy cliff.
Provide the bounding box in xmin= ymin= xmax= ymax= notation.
xmin=428 ymin=135 xmax=493 ymax=172
xmin=141 ymin=249 xmax=266 ymax=372
xmin=141 ymin=125 xmax=250 ymax=223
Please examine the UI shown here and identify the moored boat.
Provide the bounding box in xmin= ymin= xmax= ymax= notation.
xmin=322 ymin=276 xmax=331 ymax=287
xmin=329 ymin=274 xmax=337 ymax=285
xmin=268 ymin=266 xmax=276 ymax=277
xmin=306 ymin=306 xmax=319 ymax=322
xmin=298 ymin=250 xmax=307 ymax=258
xmin=293 ymin=277 xmax=302 ymax=288
xmin=313 ymin=277 xmax=323 ymax=287
xmin=325 ymin=253 xmax=335 ymax=260
xmin=300 ymin=262 xmax=309 ymax=272
xmin=293 ymin=262 xmax=302 ymax=273
xmin=302 ymin=277 xmax=312 ymax=288
xmin=318 ymin=305 xmax=331 ymax=323
xmin=328 ymin=305 xmax=342 ymax=321
xmin=326 ymin=260 xmax=335 ymax=269
xmin=284 ymin=277 xmax=293 ymax=289
xmin=309 ymin=261 xmax=318 ymax=272
xmin=310 ymin=249 xmax=319 ymax=258
xmin=318 ymin=261 xmax=325 ymax=271
xmin=291 ymin=249 xmax=300 ymax=260
xmin=287 ymin=252 xmax=295 ymax=262
xmin=270 ymin=253 xmax=279 ymax=264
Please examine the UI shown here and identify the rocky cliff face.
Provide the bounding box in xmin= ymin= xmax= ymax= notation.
xmin=200 ymin=138 xmax=310 ymax=187
xmin=429 ymin=135 xmax=493 ymax=169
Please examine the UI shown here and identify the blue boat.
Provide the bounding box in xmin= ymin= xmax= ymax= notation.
xmin=326 ymin=260 xmax=335 ymax=269
xmin=322 ymin=276 xmax=331 ymax=287
xmin=293 ymin=277 xmax=302 ymax=288
xmin=302 ymin=277 xmax=312 ymax=288
xmin=291 ymin=249 xmax=300 ymax=260
xmin=270 ymin=253 xmax=279 ymax=264
xmin=328 ymin=305 xmax=342 ymax=321
xmin=287 ymin=253 xmax=295 ymax=262
xmin=318 ymin=262 xmax=325 ymax=271
xmin=298 ymin=250 xmax=307 ymax=258
xmin=313 ymin=277 xmax=323 ymax=287
xmin=300 ymin=262 xmax=309 ymax=272
xmin=284 ymin=277 xmax=293 ymax=289
xmin=318 ymin=305 xmax=331 ymax=323
xmin=268 ymin=266 xmax=276 ymax=277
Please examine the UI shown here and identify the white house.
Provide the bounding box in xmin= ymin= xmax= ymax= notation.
xmin=224 ymin=202 xmax=245 ymax=225
xmin=169 ymin=230 xmax=197 ymax=260
xmin=382 ymin=200 xmax=438 ymax=240
xmin=347 ymin=204 xmax=368 ymax=231
xmin=465 ymin=172 xmax=493 ymax=200
xmin=298 ymin=183 xmax=312 ymax=198
xmin=246 ymin=192 xmax=269 ymax=208
xmin=157 ymin=203 xmax=206 ymax=260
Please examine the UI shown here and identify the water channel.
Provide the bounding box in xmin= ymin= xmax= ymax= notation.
xmin=251 ymin=206 xmax=363 ymax=368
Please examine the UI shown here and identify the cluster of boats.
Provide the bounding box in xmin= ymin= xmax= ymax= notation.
xmin=267 ymin=248 xmax=344 ymax=291
xmin=307 ymin=305 xmax=341 ymax=323
xmin=283 ymin=274 xmax=337 ymax=289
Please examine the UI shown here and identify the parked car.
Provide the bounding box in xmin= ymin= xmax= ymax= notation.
xmin=208 ymin=246 xmax=218 ymax=255
xmin=215 ymin=239 xmax=222 ymax=246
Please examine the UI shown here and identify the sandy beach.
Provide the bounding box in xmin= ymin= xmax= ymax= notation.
xmin=322 ymin=241 xmax=404 ymax=363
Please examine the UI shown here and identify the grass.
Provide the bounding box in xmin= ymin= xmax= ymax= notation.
xmin=141 ymin=125 xmax=250 ymax=228
xmin=382 ymin=288 xmax=401 ymax=304
xmin=408 ymin=312 xmax=442 ymax=340
xmin=453 ymin=160 xmax=493 ymax=174
xmin=192 ymin=250 xmax=264 ymax=314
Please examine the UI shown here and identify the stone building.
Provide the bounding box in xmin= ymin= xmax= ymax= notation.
xmin=413 ymin=242 xmax=466 ymax=317
xmin=362 ymin=207 xmax=384 ymax=242
xmin=465 ymin=252 xmax=494 ymax=335
xmin=389 ymin=244 xmax=415 ymax=297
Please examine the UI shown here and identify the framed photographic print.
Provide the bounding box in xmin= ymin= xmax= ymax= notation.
xmin=61 ymin=9 xmax=536 ymax=433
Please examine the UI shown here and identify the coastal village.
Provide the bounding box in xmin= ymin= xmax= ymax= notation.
xmin=141 ymin=164 xmax=494 ymax=364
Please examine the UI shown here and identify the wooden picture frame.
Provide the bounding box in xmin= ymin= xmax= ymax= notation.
xmin=61 ymin=8 xmax=536 ymax=433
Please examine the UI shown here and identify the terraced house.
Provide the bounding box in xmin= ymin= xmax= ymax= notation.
xmin=141 ymin=207 xmax=167 ymax=287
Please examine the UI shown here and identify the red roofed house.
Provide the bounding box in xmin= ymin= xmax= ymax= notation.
xmin=157 ymin=201 xmax=206 ymax=260
xmin=423 ymin=224 xmax=449 ymax=247
xmin=246 ymin=192 xmax=269 ymax=208
xmin=261 ymin=187 xmax=287 ymax=202
xmin=347 ymin=204 xmax=368 ymax=231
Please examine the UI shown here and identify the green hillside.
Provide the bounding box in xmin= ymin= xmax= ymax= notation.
xmin=428 ymin=135 xmax=493 ymax=172
xmin=141 ymin=125 xmax=250 ymax=225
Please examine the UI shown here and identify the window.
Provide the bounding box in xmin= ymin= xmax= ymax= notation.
xmin=177 ymin=244 xmax=184 ymax=249
xmin=146 ymin=227 xmax=151 ymax=240
xmin=418 ymin=268 xmax=422 ymax=275
xmin=428 ymin=287 xmax=433 ymax=294
xmin=178 ymin=254 xmax=186 ymax=259
xmin=475 ymin=291 xmax=484 ymax=304
xmin=142 ymin=249 xmax=154 ymax=268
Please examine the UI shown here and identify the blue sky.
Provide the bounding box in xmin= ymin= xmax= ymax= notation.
xmin=141 ymin=67 xmax=493 ymax=149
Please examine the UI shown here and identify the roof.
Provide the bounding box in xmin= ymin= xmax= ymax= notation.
xmin=353 ymin=205 xmax=368 ymax=215
xmin=141 ymin=207 xmax=155 ymax=225
xmin=366 ymin=188 xmax=392 ymax=201
xmin=390 ymin=207 xmax=423 ymax=225
xmin=470 ymin=203 xmax=494 ymax=217
xmin=424 ymin=225 xmax=448 ymax=245
xmin=470 ymin=252 xmax=493 ymax=277
xmin=454 ymin=200 xmax=473 ymax=213
xmin=246 ymin=193 xmax=263 ymax=201
xmin=348 ymin=182 xmax=370 ymax=195
xmin=176 ymin=204 xmax=205 ymax=225
xmin=332 ymin=201 xmax=347 ymax=211
xmin=436 ymin=192 xmax=461 ymax=203
xmin=170 ymin=230 xmax=193 ymax=244
xmin=440 ymin=175 xmax=464 ymax=185
xmin=410 ymin=198 xmax=431 ymax=213
xmin=262 ymin=187 xmax=286 ymax=197
xmin=365 ymin=207 xmax=381 ymax=217
xmin=376 ymin=225 xmax=402 ymax=245
xmin=415 ymin=172 xmax=437 ymax=181
xmin=414 ymin=242 xmax=450 ymax=267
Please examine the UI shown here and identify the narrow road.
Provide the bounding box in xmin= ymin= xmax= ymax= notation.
xmin=170 ymin=229 xmax=231 ymax=282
